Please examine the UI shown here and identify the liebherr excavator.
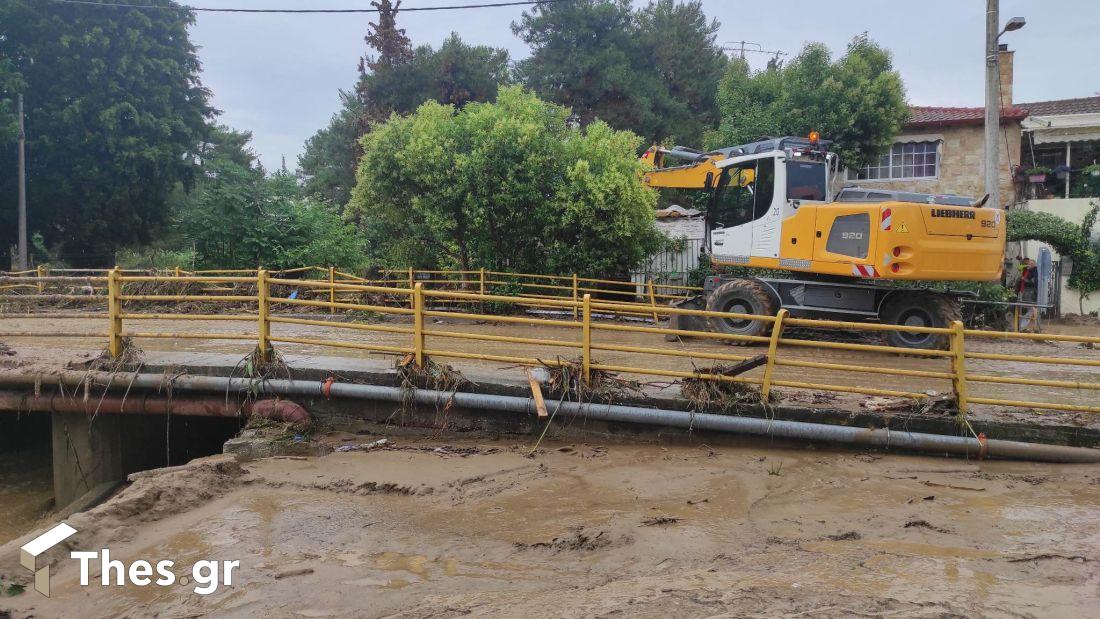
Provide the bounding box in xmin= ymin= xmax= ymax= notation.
xmin=640 ymin=134 xmax=1006 ymax=349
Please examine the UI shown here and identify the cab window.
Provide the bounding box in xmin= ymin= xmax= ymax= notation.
xmin=711 ymin=158 xmax=775 ymax=228
xmin=786 ymin=160 xmax=826 ymax=201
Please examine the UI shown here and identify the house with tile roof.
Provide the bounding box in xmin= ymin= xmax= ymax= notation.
xmin=844 ymin=47 xmax=1027 ymax=206
xmin=844 ymin=45 xmax=1099 ymax=315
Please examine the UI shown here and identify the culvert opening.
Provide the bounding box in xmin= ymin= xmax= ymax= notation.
xmin=119 ymin=413 xmax=246 ymax=470
xmin=0 ymin=406 xmax=245 ymax=545
xmin=0 ymin=414 xmax=53 ymax=545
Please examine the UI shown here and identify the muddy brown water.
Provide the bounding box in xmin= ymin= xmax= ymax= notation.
xmin=0 ymin=449 xmax=52 ymax=546
xmin=1 ymin=441 xmax=1098 ymax=617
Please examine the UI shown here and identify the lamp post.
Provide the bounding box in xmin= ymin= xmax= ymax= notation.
xmin=984 ymin=1 xmax=1026 ymax=209
xmin=16 ymin=93 xmax=27 ymax=271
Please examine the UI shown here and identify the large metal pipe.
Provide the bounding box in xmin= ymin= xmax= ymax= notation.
xmin=0 ymin=369 xmax=1097 ymax=463
xmin=0 ymin=390 xmax=249 ymax=417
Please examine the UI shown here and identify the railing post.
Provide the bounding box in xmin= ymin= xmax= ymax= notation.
xmin=413 ymin=282 xmax=425 ymax=368
xmin=572 ymin=274 xmax=579 ymax=321
xmin=479 ymin=267 xmax=486 ymax=313
xmin=648 ymin=279 xmax=659 ymax=324
xmin=328 ymin=265 xmax=336 ymax=315
xmin=581 ymin=293 xmax=591 ymax=384
xmin=408 ymin=267 xmax=415 ymax=310
xmin=36 ymin=264 xmax=45 ymax=293
xmin=950 ymin=320 xmax=969 ymax=417
xmin=760 ymin=309 xmax=788 ymax=401
xmin=257 ymin=269 xmax=270 ymax=363
xmin=174 ymin=266 xmax=181 ymax=278
xmin=107 ymin=267 xmax=123 ymax=359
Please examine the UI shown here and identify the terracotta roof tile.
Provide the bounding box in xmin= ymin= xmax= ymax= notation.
xmin=1016 ymin=96 xmax=1100 ymax=117
xmin=905 ymin=105 xmax=1028 ymax=128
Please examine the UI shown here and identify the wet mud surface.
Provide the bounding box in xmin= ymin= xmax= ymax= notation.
xmin=2 ymin=440 xmax=1099 ymax=618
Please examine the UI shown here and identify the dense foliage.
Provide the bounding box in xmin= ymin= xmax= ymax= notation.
xmin=708 ymin=34 xmax=908 ymax=168
xmin=178 ymin=128 xmax=365 ymax=270
xmin=0 ymin=0 xmax=213 ymax=265
xmin=513 ymin=0 xmax=726 ymax=147
xmin=1007 ymin=204 xmax=1100 ymax=308
xmin=298 ymin=91 xmax=364 ymax=207
xmin=347 ymin=87 xmax=661 ymax=275
xmin=301 ymin=6 xmax=510 ymax=209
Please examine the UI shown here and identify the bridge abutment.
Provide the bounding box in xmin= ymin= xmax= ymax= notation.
xmin=51 ymin=412 xmax=123 ymax=508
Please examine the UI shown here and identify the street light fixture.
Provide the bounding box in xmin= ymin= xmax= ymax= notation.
xmin=1000 ymin=16 xmax=1026 ymax=36
xmin=984 ymin=2 xmax=1026 ymax=211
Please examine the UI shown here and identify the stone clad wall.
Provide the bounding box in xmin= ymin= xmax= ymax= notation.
xmin=846 ymin=123 xmax=1023 ymax=207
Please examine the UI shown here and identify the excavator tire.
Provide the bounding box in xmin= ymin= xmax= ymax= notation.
xmin=881 ymin=293 xmax=960 ymax=350
xmin=705 ymin=279 xmax=777 ymax=343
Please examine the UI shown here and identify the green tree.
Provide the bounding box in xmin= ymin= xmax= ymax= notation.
xmin=358 ymin=34 xmax=510 ymax=125
xmin=356 ymin=0 xmax=415 ymax=126
xmin=635 ymin=0 xmax=726 ymax=145
xmin=513 ymin=0 xmax=726 ymax=146
xmin=708 ymin=34 xmax=908 ymax=168
xmin=0 ymin=0 xmax=213 ymax=265
xmin=298 ymin=91 xmax=363 ymax=206
xmin=303 ymin=33 xmax=509 ymax=208
xmin=347 ymin=86 xmax=661 ymax=276
xmin=179 ymin=131 xmax=365 ymax=270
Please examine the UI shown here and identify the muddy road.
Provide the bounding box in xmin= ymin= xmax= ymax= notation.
xmin=2 ymin=439 xmax=1098 ymax=618
xmin=2 ymin=314 xmax=1098 ymax=425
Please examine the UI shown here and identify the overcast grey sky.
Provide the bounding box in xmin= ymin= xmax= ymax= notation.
xmin=187 ymin=0 xmax=1100 ymax=170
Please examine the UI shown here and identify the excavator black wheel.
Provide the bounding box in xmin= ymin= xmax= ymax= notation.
xmin=705 ymin=279 xmax=777 ymax=343
xmin=880 ymin=293 xmax=960 ymax=350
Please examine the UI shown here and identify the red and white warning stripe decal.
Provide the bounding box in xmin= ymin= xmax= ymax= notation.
xmin=881 ymin=208 xmax=892 ymax=231
xmin=852 ymin=264 xmax=878 ymax=278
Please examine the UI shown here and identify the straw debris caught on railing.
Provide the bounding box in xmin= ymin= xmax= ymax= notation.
xmin=680 ymin=360 xmax=776 ymax=412
xmin=395 ymin=355 xmax=470 ymax=429
xmin=542 ymin=356 xmax=645 ymax=404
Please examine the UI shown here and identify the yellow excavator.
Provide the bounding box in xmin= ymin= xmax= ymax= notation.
xmin=640 ymin=134 xmax=1006 ymax=349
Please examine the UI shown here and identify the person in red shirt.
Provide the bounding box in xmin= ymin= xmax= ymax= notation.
xmin=1016 ymin=257 xmax=1040 ymax=332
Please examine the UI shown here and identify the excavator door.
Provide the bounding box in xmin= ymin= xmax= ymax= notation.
xmin=813 ymin=205 xmax=876 ymax=266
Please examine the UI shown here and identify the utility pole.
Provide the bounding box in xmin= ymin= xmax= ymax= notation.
xmin=984 ymin=0 xmax=1000 ymax=209
xmin=16 ymin=93 xmax=28 ymax=271
xmin=984 ymin=3 xmax=1026 ymax=210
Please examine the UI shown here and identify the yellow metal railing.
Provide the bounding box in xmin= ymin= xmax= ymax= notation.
xmin=1 ymin=265 xmax=702 ymax=321
xmin=2 ymin=267 xmax=1099 ymax=418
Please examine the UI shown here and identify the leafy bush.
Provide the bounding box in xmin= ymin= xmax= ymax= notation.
xmin=116 ymin=247 xmax=197 ymax=271
xmin=178 ymin=150 xmax=367 ymax=271
xmin=348 ymin=86 xmax=662 ymax=277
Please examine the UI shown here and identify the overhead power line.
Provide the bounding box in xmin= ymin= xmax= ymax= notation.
xmin=47 ymin=0 xmax=567 ymax=13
